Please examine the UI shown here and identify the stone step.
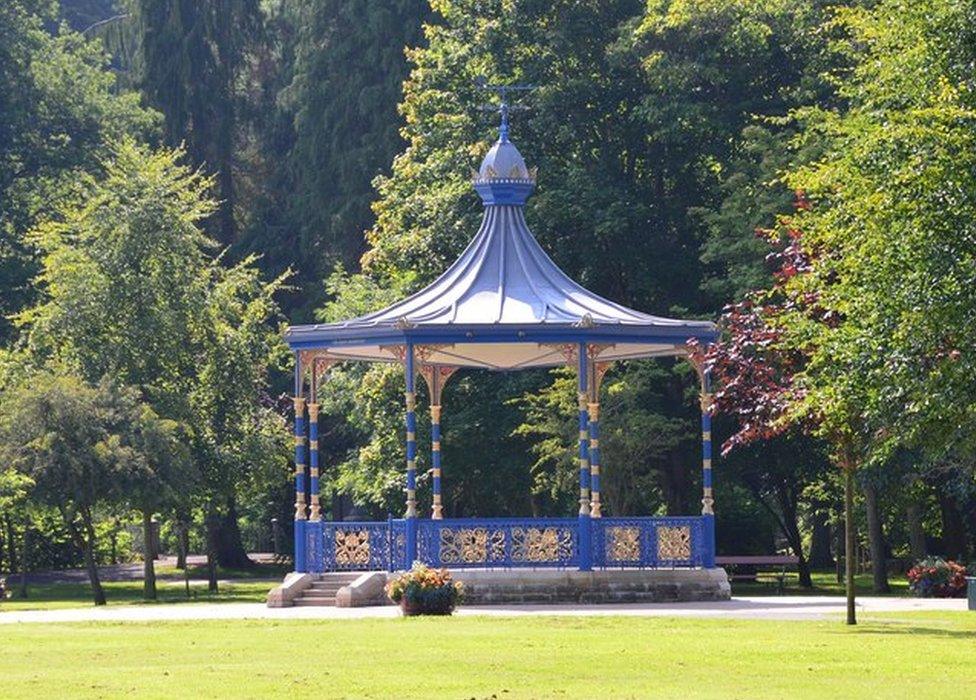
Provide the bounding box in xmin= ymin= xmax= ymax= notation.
xmin=294 ymin=596 xmax=336 ymax=606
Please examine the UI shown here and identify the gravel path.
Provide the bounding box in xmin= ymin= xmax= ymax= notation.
xmin=0 ymin=596 xmax=967 ymax=624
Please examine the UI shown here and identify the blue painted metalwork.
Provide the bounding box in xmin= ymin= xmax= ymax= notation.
xmin=700 ymin=369 xmax=716 ymax=568
xmin=310 ymin=516 xmax=707 ymax=572
xmin=305 ymin=520 xmax=323 ymax=573
xmin=577 ymin=343 xmax=592 ymax=571
xmin=418 ymin=518 xmax=580 ymax=569
xmin=592 ymin=516 xmax=706 ymax=569
xmin=404 ymin=343 xmax=418 ymax=565
xmin=292 ymin=354 xmax=307 ymax=573
xmin=316 ymin=521 xmax=406 ymax=572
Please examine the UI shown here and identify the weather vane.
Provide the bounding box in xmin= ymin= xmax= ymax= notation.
xmin=475 ymin=76 xmax=535 ymax=141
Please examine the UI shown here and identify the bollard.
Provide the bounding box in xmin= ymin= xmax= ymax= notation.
xmin=967 ymin=577 xmax=976 ymax=611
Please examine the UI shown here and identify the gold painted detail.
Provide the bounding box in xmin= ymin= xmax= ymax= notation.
xmin=430 ymin=405 xmax=442 ymax=422
xmin=308 ymin=403 xmax=320 ymax=421
xmin=607 ymin=527 xmax=641 ymax=561
xmin=578 ymin=394 xmax=588 ymax=410
xmin=703 ymin=459 xmax=712 ymax=468
xmin=407 ymin=431 xmax=416 ymax=442
xmin=703 ymin=431 xmax=711 ymax=441
xmin=405 ymin=392 xmax=416 ymax=410
xmin=335 ymin=529 xmax=371 ymax=566
xmin=309 ymin=440 xmax=318 ymax=451
xmin=439 ymin=528 xmax=505 ymax=564
xmin=432 ymin=441 xmax=441 ymax=451
xmin=294 ymin=436 xmax=305 ymax=447
xmin=588 ymin=403 xmax=600 ymax=420
xmin=511 ymin=527 xmax=574 ymax=563
xmin=657 ymin=526 xmax=692 ymax=560
xmin=293 ymin=397 xmax=306 ymax=412
xmin=590 ymin=439 xmax=600 ymax=449
xmin=579 ymin=430 xmax=588 ymax=441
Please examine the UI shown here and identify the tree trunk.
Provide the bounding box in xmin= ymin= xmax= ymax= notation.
xmin=17 ymin=524 xmax=29 ymax=599
xmin=937 ymin=493 xmax=968 ymax=560
xmin=906 ymin=502 xmax=927 ymax=561
xmin=79 ymin=515 xmax=106 ymax=606
xmin=844 ymin=467 xmax=856 ymax=625
xmin=175 ymin=518 xmax=189 ymax=570
xmin=142 ymin=510 xmax=157 ymax=600
xmin=205 ymin=513 xmax=220 ymax=593
xmin=3 ymin=514 xmax=15 ymax=576
xmin=863 ymin=482 xmax=890 ymax=593
xmin=808 ymin=508 xmax=834 ymax=568
xmin=215 ymin=497 xmax=252 ymax=569
xmin=835 ymin=517 xmax=843 ymax=584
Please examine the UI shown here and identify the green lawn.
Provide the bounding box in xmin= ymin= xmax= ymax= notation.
xmin=732 ymin=570 xmax=911 ymax=597
xmin=2 ymin=613 xmax=973 ymax=698
xmin=0 ymin=579 xmax=274 ymax=612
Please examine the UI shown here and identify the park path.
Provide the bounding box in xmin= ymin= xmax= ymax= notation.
xmin=0 ymin=596 xmax=966 ymax=624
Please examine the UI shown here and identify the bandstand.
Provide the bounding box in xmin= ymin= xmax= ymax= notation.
xmin=282 ymin=105 xmax=725 ymax=601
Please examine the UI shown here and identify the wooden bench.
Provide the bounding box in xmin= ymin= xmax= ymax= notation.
xmin=716 ymin=555 xmax=800 ymax=594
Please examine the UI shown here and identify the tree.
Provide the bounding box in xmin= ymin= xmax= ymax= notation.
xmin=17 ymin=139 xmax=289 ymax=573
xmin=128 ymin=0 xmax=264 ymax=245
xmin=118 ymin=402 xmax=194 ymax=600
xmin=702 ymin=0 xmax=976 ymax=623
xmin=0 ymin=0 xmax=157 ymax=342
xmin=277 ymin=0 xmax=428 ymax=298
xmin=0 ymin=373 xmax=130 ymax=605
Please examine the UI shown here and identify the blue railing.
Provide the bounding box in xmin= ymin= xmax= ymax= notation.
xmin=591 ymin=516 xmax=705 ymax=568
xmin=418 ymin=518 xmax=580 ymax=569
xmin=304 ymin=516 xmax=708 ymax=572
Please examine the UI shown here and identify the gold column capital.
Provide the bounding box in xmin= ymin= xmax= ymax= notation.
xmin=307 ymin=402 xmax=320 ymax=421
xmin=293 ymin=396 xmax=306 ymax=412
xmin=588 ymin=402 xmax=600 ymax=420
xmin=430 ymin=404 xmax=442 ymax=422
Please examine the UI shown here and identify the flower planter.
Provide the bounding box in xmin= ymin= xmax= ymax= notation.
xmin=386 ymin=563 xmax=464 ymax=616
xmin=400 ymin=598 xmax=455 ymax=616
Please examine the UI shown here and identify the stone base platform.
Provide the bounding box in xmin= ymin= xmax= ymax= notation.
xmin=268 ymin=568 xmax=731 ymax=607
xmin=453 ymin=568 xmax=730 ymax=605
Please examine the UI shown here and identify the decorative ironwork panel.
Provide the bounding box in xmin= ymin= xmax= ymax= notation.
xmin=593 ymin=516 xmax=705 ymax=568
xmin=419 ymin=518 xmax=579 ymax=569
xmin=334 ymin=529 xmax=370 ymax=566
xmin=439 ymin=527 xmax=506 ymax=564
xmin=606 ymin=526 xmax=641 ymax=563
xmin=656 ymin=526 xmax=691 ymax=561
xmin=511 ymin=526 xmax=575 ymax=563
xmin=323 ymin=521 xmax=398 ymax=571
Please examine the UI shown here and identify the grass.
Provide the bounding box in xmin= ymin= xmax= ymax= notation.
xmin=0 ymin=579 xmax=274 ymax=612
xmin=732 ymin=570 xmax=911 ymax=597
xmin=1 ymin=612 xmax=974 ymax=698
xmin=1 ymin=566 xmax=913 ymax=612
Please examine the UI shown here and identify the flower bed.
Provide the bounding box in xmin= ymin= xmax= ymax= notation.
xmin=385 ymin=562 xmax=465 ymax=615
xmin=907 ymin=557 xmax=968 ymax=598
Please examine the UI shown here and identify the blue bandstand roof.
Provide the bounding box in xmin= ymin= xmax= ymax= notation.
xmin=286 ymin=126 xmax=716 ymax=370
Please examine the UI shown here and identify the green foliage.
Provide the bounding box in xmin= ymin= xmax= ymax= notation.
xmin=778 ymin=0 xmax=976 ymax=466
xmin=15 ymin=137 xmax=289 ymax=565
xmin=280 ymin=0 xmax=428 ymax=286
xmin=0 ymin=0 xmax=158 ymax=341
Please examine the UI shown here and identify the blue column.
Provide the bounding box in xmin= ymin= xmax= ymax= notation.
xmin=292 ymin=358 xmax=307 ymax=573
xmin=577 ymin=343 xmax=592 ymax=571
xmin=404 ymin=342 xmax=418 ymax=566
xmin=431 ymin=403 xmax=443 ymax=519
xmin=588 ymin=397 xmax=602 ymax=518
xmin=701 ymin=370 xmax=716 ymax=568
